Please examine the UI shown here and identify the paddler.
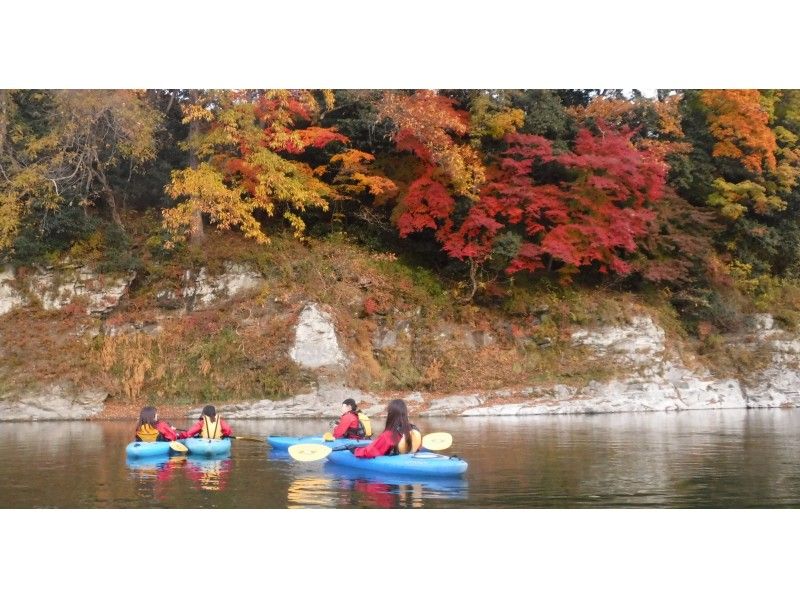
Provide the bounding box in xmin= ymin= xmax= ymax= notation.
xmin=352 ymin=398 xmax=421 ymax=458
xmin=178 ymin=404 xmax=233 ymax=440
xmin=134 ymin=406 xmax=180 ymax=442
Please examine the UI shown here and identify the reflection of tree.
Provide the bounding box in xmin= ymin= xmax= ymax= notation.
xmin=667 ymin=410 xmax=798 ymax=507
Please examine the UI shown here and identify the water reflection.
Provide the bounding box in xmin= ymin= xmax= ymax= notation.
xmin=326 ymin=464 xmax=468 ymax=505
xmin=126 ymin=455 xmax=188 ymax=501
xmin=286 ymin=476 xmax=338 ymax=508
xmin=3 ymin=411 xmax=800 ymax=507
xmin=185 ymin=457 xmax=232 ymax=492
xmin=266 ymin=449 xmax=293 ymax=462
xmin=284 ymin=463 xmax=469 ymax=508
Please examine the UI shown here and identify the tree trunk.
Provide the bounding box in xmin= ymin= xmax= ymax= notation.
xmin=0 ymin=89 xmax=7 ymax=162
xmin=465 ymin=258 xmax=479 ymax=303
xmin=95 ymin=165 xmax=124 ymax=229
xmin=188 ymin=90 xmax=204 ymax=244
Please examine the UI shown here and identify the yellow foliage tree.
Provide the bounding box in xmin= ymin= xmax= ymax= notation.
xmin=164 ymin=90 xmax=355 ymax=245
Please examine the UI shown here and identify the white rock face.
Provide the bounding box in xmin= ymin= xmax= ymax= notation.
xmin=183 ymin=263 xmax=263 ymax=308
xmin=743 ymin=336 xmax=800 ymax=407
xmin=0 ymin=265 xmax=25 ymax=316
xmin=221 ymin=383 xmax=380 ymax=419
xmin=424 ymin=394 xmax=484 ymax=416
xmin=289 ymin=304 xmax=348 ymax=369
xmin=571 ymin=315 xmax=666 ymax=365
xmin=24 ymin=266 xmax=135 ymax=315
xmin=0 ymin=386 xmax=108 ymax=421
xmin=209 ymin=313 xmax=800 ymax=419
xmin=751 ymin=313 xmax=775 ymax=332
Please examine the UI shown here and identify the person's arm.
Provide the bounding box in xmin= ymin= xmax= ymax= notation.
xmin=157 ymin=421 xmax=179 ymax=441
xmin=178 ymin=421 xmax=202 ymax=440
xmin=353 ymin=430 xmax=396 ymax=458
xmin=332 ymin=413 xmax=355 ymax=439
xmin=221 ymin=418 xmax=233 ymax=438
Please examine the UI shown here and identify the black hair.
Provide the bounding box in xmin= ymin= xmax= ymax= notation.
xmin=342 ymin=398 xmax=359 ymax=413
xmin=137 ymin=406 xmax=157 ymax=429
xmin=201 ymin=404 xmax=217 ymax=421
xmin=384 ymin=399 xmax=412 ymax=452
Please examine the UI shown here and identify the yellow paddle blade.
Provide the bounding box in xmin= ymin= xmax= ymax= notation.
xmin=169 ymin=441 xmax=188 ymax=453
xmin=288 ymin=443 xmax=333 ymax=462
xmin=421 ymin=432 xmax=453 ymax=451
xmin=322 ymin=432 xmax=335 ymax=442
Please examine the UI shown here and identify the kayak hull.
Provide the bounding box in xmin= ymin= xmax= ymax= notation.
xmin=267 ymin=436 xmax=371 ymax=451
xmin=326 ymin=450 xmax=468 ymax=477
xmin=323 ymin=463 xmax=469 ymax=497
xmin=183 ymin=437 xmax=232 ymax=457
xmin=125 ymin=440 xmax=183 ymax=459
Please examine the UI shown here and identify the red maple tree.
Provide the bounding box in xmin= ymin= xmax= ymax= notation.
xmin=396 ymin=124 xmax=669 ymax=279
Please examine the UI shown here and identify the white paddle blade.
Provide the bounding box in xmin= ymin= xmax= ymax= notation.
xmin=288 ymin=443 xmax=333 ymax=462
xmin=169 ymin=441 xmax=188 ymax=453
xmin=422 ymin=432 xmax=453 ymax=451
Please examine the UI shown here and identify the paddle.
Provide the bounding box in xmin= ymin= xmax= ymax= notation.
xmin=288 ymin=432 xmax=453 ymax=462
xmin=176 ymin=426 xmax=263 ymax=443
xmin=169 ymin=441 xmax=188 ymax=453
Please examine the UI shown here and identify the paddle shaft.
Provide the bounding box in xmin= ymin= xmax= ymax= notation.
xmin=177 ymin=429 xmax=260 ymax=442
xmin=288 ymin=432 xmax=453 ymax=462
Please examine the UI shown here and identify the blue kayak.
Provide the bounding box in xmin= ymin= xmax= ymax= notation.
xmin=183 ymin=437 xmax=232 ymax=457
xmin=323 ymin=463 xmax=469 ymax=498
xmin=125 ymin=440 xmax=185 ymax=459
xmin=326 ymin=450 xmax=468 ymax=477
xmin=267 ymin=436 xmax=372 ymax=451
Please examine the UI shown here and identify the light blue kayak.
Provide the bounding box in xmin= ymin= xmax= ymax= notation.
xmin=323 ymin=463 xmax=469 ymax=498
xmin=183 ymin=437 xmax=232 ymax=457
xmin=125 ymin=440 xmax=185 ymax=459
xmin=267 ymin=436 xmax=372 ymax=451
xmin=326 ymin=450 xmax=468 ymax=478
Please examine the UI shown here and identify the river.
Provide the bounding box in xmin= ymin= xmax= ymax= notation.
xmin=1 ymin=409 xmax=799 ymax=508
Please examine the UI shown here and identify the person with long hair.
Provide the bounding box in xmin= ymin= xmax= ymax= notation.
xmin=178 ymin=404 xmax=233 ymax=439
xmin=353 ymin=399 xmax=420 ymax=458
xmin=134 ymin=406 xmax=180 ymax=442
xmin=331 ymin=398 xmax=371 ymax=439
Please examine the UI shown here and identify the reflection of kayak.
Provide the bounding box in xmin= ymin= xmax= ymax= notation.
xmin=327 ymin=450 xmax=468 ymax=477
xmin=323 ymin=463 xmax=469 ymax=498
xmin=267 ymin=436 xmax=371 ymax=451
xmin=125 ymin=454 xmax=171 ymax=470
xmin=125 ymin=440 xmax=185 ymax=459
xmin=125 ymin=455 xmax=187 ymax=479
xmin=183 ymin=437 xmax=232 ymax=457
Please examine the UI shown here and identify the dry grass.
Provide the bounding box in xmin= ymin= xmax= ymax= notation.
xmin=3 ymin=223 xmax=794 ymax=407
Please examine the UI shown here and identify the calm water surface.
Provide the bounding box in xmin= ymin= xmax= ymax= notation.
xmin=1 ymin=409 xmax=799 ymax=508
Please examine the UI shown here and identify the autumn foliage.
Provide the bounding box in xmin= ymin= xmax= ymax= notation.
xmin=390 ymin=122 xmax=668 ymax=279
xmin=6 ymin=88 xmax=800 ymax=307
xmin=699 ymin=90 xmax=777 ymax=174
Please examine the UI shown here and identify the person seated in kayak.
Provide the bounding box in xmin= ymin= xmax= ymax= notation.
xmin=331 ymin=398 xmax=372 ymax=440
xmin=134 ymin=406 xmax=179 ymax=442
xmin=178 ymin=404 xmax=233 ymax=440
xmin=353 ymin=398 xmax=421 ymax=459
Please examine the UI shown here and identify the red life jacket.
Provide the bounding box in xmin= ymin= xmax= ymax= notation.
xmin=343 ymin=412 xmax=364 ymax=439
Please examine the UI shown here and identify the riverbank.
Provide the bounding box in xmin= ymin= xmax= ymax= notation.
xmin=3 ymin=231 xmax=800 ymax=422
